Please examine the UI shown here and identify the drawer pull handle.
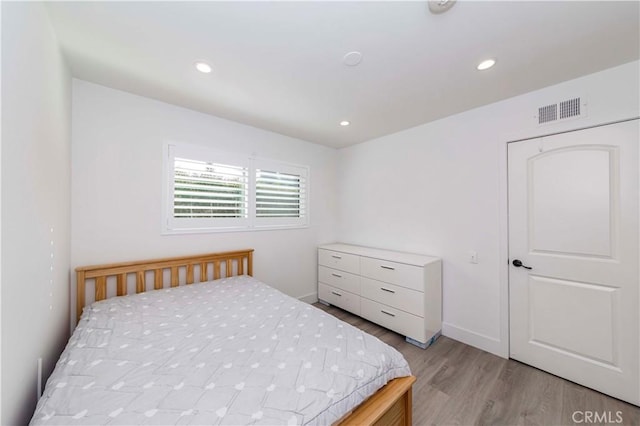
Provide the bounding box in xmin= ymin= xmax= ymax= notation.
xmin=380 ymin=265 xmax=395 ymax=271
xmin=331 ymin=291 xmax=342 ymax=297
xmin=331 ymin=255 xmax=342 ymax=259
xmin=381 ymin=310 xmax=396 ymax=317
xmin=331 ymin=273 xmax=343 ymax=278
xmin=380 ymin=287 xmax=395 ymax=294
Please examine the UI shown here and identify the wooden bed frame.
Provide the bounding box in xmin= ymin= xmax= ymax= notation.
xmin=75 ymin=249 xmax=416 ymax=426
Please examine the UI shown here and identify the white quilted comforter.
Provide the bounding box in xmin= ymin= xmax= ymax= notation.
xmin=31 ymin=275 xmax=411 ymax=425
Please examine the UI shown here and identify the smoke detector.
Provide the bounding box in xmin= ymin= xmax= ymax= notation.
xmin=428 ymin=0 xmax=456 ymax=14
xmin=343 ymin=51 xmax=363 ymax=67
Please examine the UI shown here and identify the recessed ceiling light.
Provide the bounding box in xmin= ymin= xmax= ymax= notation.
xmin=477 ymin=59 xmax=496 ymax=71
xmin=340 ymin=121 xmax=350 ymax=126
xmin=195 ymin=62 xmax=212 ymax=73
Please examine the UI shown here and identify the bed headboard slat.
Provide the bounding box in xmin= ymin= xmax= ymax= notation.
xmin=136 ymin=271 xmax=145 ymax=293
xmin=171 ymin=266 xmax=179 ymax=287
xmin=214 ymin=261 xmax=221 ymax=280
xmin=154 ymin=269 xmax=163 ymax=290
xmin=96 ymin=276 xmax=106 ymax=301
xmin=117 ymin=273 xmax=126 ymax=296
xmin=226 ymin=259 xmax=232 ymax=277
xmin=200 ymin=262 xmax=207 ymax=281
xmin=75 ymin=249 xmax=254 ymax=324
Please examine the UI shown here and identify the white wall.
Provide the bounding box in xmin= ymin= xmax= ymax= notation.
xmin=1 ymin=2 xmax=72 ymax=424
xmin=337 ymin=61 xmax=640 ymax=357
xmin=1 ymin=4 xmax=3 ymax=422
xmin=71 ymin=80 xmax=337 ymax=324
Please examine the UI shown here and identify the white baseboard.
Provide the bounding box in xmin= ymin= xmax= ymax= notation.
xmin=298 ymin=292 xmax=318 ymax=304
xmin=442 ymin=322 xmax=507 ymax=358
xmin=299 ymin=296 xmax=507 ymax=357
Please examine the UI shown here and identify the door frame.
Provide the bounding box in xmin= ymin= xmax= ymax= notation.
xmin=498 ymin=117 xmax=640 ymax=359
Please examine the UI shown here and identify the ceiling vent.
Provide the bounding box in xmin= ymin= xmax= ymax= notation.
xmin=536 ymin=96 xmax=586 ymax=126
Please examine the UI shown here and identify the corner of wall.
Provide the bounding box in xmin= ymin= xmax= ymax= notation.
xmin=1 ymin=2 xmax=72 ymax=424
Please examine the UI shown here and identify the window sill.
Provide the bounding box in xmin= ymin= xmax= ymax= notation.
xmin=161 ymin=223 xmax=310 ymax=236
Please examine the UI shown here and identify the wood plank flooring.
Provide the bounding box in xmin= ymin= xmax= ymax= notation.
xmin=314 ymin=303 xmax=640 ymax=426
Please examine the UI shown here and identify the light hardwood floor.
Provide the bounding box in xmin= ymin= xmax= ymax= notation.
xmin=314 ymin=303 xmax=640 ymax=426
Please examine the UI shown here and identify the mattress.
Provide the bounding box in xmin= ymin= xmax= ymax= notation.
xmin=31 ymin=275 xmax=411 ymax=425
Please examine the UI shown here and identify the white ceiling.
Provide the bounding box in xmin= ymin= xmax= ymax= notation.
xmin=45 ymin=1 xmax=639 ymax=148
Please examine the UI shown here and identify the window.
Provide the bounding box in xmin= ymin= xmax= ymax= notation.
xmin=254 ymin=159 xmax=308 ymax=228
xmin=163 ymin=143 xmax=308 ymax=233
xmin=173 ymin=158 xmax=248 ymax=221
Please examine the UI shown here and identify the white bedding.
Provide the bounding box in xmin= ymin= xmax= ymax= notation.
xmin=31 ymin=275 xmax=411 ymax=425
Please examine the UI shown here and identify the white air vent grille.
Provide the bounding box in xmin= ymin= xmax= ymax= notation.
xmin=538 ymin=104 xmax=558 ymax=124
xmin=537 ymin=96 xmax=586 ymax=126
xmin=559 ymin=97 xmax=581 ymax=119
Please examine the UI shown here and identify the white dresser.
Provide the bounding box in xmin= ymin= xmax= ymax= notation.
xmin=318 ymin=243 xmax=442 ymax=349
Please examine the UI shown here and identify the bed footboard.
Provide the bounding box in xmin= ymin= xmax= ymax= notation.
xmin=338 ymin=375 xmax=416 ymax=426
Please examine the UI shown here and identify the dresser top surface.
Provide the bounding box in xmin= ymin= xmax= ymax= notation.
xmin=319 ymin=243 xmax=440 ymax=266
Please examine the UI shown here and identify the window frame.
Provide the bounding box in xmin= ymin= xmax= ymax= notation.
xmin=162 ymin=143 xmax=310 ymax=234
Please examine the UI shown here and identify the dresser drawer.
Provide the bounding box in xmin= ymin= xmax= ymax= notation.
xmin=318 ymin=249 xmax=360 ymax=274
xmin=318 ymin=283 xmax=360 ymax=315
xmin=319 ymin=266 xmax=360 ymax=294
xmin=360 ymin=257 xmax=423 ymax=292
xmin=360 ymin=298 xmax=424 ymax=343
xmin=361 ymin=277 xmax=424 ymax=317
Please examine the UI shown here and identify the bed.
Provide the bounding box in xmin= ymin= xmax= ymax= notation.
xmin=31 ymin=249 xmax=415 ymax=425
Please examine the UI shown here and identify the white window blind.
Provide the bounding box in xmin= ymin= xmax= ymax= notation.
xmin=164 ymin=143 xmax=309 ymax=233
xmin=173 ymin=158 xmax=248 ymax=219
xmin=255 ymin=170 xmax=306 ymax=218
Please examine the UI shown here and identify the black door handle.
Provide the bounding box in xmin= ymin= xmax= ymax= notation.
xmin=512 ymin=259 xmax=532 ymax=270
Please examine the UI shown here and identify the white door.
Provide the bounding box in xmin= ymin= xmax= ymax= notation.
xmin=508 ymin=119 xmax=639 ymax=405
